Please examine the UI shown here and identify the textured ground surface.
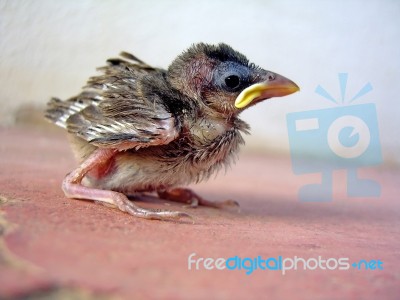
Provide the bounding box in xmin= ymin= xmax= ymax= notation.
xmin=0 ymin=127 xmax=399 ymax=300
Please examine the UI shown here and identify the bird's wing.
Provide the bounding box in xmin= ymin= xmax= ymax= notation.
xmin=45 ymin=53 xmax=180 ymax=150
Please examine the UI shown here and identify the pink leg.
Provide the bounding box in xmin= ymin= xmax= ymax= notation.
xmin=62 ymin=148 xmax=191 ymax=221
xmin=157 ymin=188 xmax=239 ymax=210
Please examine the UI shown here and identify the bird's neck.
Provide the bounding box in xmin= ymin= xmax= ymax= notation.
xmin=184 ymin=108 xmax=249 ymax=147
xmin=188 ymin=116 xmax=232 ymax=144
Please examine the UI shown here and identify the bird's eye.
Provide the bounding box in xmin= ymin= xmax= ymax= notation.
xmin=214 ymin=62 xmax=249 ymax=92
xmin=224 ymin=75 xmax=241 ymax=89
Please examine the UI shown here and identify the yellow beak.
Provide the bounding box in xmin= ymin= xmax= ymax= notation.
xmin=234 ymin=74 xmax=300 ymax=109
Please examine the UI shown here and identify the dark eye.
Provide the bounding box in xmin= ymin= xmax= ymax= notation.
xmin=224 ymin=75 xmax=241 ymax=89
xmin=214 ymin=62 xmax=250 ymax=92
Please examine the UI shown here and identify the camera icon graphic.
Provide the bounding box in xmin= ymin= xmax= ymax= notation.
xmin=286 ymin=73 xmax=382 ymax=202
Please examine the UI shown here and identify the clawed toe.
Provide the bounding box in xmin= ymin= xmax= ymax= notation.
xmin=146 ymin=210 xmax=194 ymax=223
xmin=157 ymin=188 xmax=241 ymax=212
xmin=123 ymin=201 xmax=193 ymax=222
xmin=214 ymin=199 xmax=241 ymax=212
xmin=183 ymin=199 xmax=240 ymax=212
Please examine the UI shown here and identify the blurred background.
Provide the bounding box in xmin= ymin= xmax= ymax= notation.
xmin=1 ymin=0 xmax=399 ymax=165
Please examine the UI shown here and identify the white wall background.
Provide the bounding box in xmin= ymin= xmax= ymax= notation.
xmin=1 ymin=0 xmax=399 ymax=164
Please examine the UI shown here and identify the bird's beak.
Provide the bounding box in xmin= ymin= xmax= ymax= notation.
xmin=234 ymin=73 xmax=300 ymax=109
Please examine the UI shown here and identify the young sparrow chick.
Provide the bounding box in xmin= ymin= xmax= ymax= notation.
xmin=45 ymin=43 xmax=299 ymax=221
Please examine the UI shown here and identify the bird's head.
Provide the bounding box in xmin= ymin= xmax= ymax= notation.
xmin=167 ymin=43 xmax=299 ymax=116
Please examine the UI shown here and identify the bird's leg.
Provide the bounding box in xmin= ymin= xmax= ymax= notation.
xmin=157 ymin=188 xmax=240 ymax=210
xmin=62 ymin=148 xmax=191 ymax=221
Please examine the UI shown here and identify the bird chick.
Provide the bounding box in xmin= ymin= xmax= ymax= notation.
xmin=45 ymin=43 xmax=299 ymax=221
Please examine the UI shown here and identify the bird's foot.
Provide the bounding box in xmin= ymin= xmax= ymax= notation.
xmin=63 ymin=179 xmax=192 ymax=222
xmin=112 ymin=193 xmax=193 ymax=222
xmin=157 ymin=188 xmax=240 ymax=211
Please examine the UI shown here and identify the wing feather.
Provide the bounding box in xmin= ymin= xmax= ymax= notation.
xmin=45 ymin=52 xmax=179 ymax=150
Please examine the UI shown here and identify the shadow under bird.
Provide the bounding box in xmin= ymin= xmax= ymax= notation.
xmin=45 ymin=43 xmax=299 ymax=221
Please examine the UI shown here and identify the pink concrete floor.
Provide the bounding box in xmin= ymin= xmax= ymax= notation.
xmin=0 ymin=127 xmax=399 ymax=299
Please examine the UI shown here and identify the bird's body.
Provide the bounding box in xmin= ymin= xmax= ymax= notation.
xmin=46 ymin=43 xmax=299 ymax=221
xmin=69 ymin=113 xmax=248 ymax=194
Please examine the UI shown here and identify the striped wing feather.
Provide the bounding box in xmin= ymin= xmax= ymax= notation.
xmin=45 ymin=52 xmax=179 ymax=150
